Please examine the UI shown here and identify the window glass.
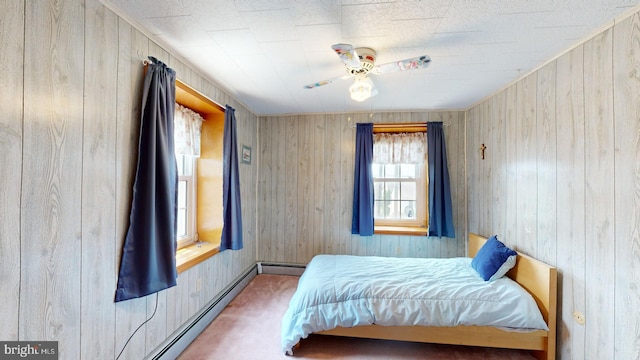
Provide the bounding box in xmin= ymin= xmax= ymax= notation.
xmin=401 ymin=200 xmax=416 ymax=219
xmin=385 ymin=164 xmax=399 ymax=178
xmin=400 ymin=164 xmax=415 ymax=178
xmin=372 ymin=163 xmax=384 ymax=178
xmin=402 ymin=182 xmax=416 ymax=200
xmin=177 ymin=179 xmax=188 ymax=239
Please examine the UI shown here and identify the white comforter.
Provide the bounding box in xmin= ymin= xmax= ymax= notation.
xmin=281 ymin=255 xmax=548 ymax=354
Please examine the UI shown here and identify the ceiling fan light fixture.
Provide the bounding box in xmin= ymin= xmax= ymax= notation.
xmin=349 ymin=77 xmax=374 ymax=102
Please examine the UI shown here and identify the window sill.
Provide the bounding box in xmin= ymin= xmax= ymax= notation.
xmin=374 ymin=226 xmax=428 ymax=236
xmin=176 ymin=241 xmax=220 ymax=273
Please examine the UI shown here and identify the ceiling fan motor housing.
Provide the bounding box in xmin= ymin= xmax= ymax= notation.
xmin=349 ymin=47 xmax=376 ymax=75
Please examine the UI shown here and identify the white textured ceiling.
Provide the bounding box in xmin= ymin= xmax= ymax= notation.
xmin=102 ymin=0 xmax=639 ymax=116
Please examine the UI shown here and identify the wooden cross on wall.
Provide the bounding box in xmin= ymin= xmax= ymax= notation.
xmin=479 ymin=143 xmax=487 ymax=160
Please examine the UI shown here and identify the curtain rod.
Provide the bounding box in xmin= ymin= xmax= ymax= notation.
xmin=350 ymin=122 xmax=450 ymax=129
xmin=375 ymin=122 xmax=426 ymax=128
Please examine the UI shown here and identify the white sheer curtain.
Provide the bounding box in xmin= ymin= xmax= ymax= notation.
xmin=174 ymin=103 xmax=204 ymax=156
xmin=373 ymin=132 xmax=426 ymax=164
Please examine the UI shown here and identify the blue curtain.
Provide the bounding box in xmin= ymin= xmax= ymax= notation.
xmin=427 ymin=122 xmax=455 ymax=238
xmin=351 ymin=123 xmax=374 ymax=236
xmin=115 ymin=57 xmax=178 ymax=302
xmin=220 ymin=105 xmax=244 ymax=251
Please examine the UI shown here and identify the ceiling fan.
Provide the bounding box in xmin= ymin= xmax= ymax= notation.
xmin=304 ymin=43 xmax=431 ymax=102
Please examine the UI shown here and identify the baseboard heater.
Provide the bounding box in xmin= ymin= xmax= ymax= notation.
xmin=258 ymin=262 xmax=306 ymax=276
xmin=148 ymin=264 xmax=258 ymax=360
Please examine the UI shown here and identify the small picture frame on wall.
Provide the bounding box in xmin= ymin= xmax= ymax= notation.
xmin=241 ymin=145 xmax=252 ymax=164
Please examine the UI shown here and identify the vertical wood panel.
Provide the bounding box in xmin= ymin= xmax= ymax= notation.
xmin=555 ymin=45 xmax=586 ymax=360
xmin=515 ymin=74 xmax=537 ymax=255
xmin=201 ymin=254 xmax=215 ymax=307
xmin=284 ymin=116 xmax=299 ymax=262
xmin=336 ymin=115 xmax=356 ymax=254
xmin=324 ymin=114 xmax=342 ymax=254
xmin=504 ymin=84 xmax=518 ymax=248
xmin=274 ymin=117 xmax=287 ymax=262
xmin=613 ymin=13 xmax=640 ymax=360
xmin=240 ymin=106 xmax=258 ymax=271
xmin=145 ymin=290 xmax=167 ymax=353
xmin=169 ymin=57 xmax=191 ymax=84
xmin=20 ymin=1 xmax=84 ymax=358
xmin=81 ymin=1 xmax=118 ymax=357
xmin=258 ymin=117 xmax=272 ymax=261
xmin=536 ymin=61 xmax=557 ymax=265
xmin=114 ymin=19 xmax=149 ymax=360
xmin=0 ymin=0 xmax=24 ymax=341
xmin=479 ymin=102 xmax=491 ymax=237
xmin=265 ymin=116 xmax=277 ymax=262
xmin=466 ymin=106 xmax=481 ymax=235
xmin=341 ymin=115 xmax=355 ymax=255
xmin=187 ymin=266 xmax=201 ymax=317
xmin=297 ymin=117 xmax=314 ymax=263
xmin=584 ymin=28 xmax=615 ymax=359
xmin=313 ymin=115 xmax=326 ymax=257
xmin=166 ymin=272 xmax=188 ymax=335
xmin=491 ymin=94 xmax=506 ymax=241
xmin=380 ymin=234 xmax=400 ymax=257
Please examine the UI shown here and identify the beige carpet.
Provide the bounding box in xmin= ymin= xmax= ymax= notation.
xmin=178 ymin=274 xmax=536 ymax=360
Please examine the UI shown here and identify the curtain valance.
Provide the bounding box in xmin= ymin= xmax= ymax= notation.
xmin=174 ymin=103 xmax=203 ymax=156
xmin=373 ymin=132 xmax=426 ymax=164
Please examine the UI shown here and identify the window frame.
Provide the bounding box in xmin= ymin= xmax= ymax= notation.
xmin=173 ymin=78 xmax=226 ymax=273
xmin=371 ymin=123 xmax=429 ymax=235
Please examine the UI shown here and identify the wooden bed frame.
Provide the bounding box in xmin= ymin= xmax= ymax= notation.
xmin=310 ymin=233 xmax=558 ymax=360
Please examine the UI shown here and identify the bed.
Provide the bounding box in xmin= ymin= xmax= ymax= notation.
xmin=281 ymin=233 xmax=557 ymax=360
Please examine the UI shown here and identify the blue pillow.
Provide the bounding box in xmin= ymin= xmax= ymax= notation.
xmin=471 ymin=235 xmax=517 ymax=281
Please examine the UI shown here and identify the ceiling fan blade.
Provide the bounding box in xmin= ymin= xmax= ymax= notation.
xmin=303 ymin=74 xmax=352 ymax=89
xmin=331 ymin=43 xmax=362 ymax=70
xmin=372 ymin=55 xmax=431 ymax=75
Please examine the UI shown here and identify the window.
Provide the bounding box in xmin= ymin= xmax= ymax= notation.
xmin=373 ymin=163 xmax=426 ymax=227
xmin=174 ymin=79 xmax=225 ymax=272
xmin=372 ymin=128 xmax=428 ymax=233
xmin=174 ymin=103 xmax=203 ymax=249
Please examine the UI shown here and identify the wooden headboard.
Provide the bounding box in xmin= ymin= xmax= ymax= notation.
xmin=468 ymin=233 xmax=558 ymax=360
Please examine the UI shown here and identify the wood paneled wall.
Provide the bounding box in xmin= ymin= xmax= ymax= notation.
xmin=466 ymin=11 xmax=640 ymax=360
xmin=5 ymin=1 xmax=639 ymax=359
xmin=257 ymin=111 xmax=467 ymax=264
xmin=0 ymin=0 xmax=257 ymax=358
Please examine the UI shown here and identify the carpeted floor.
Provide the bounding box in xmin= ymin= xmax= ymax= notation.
xmin=178 ymin=274 xmax=536 ymax=360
